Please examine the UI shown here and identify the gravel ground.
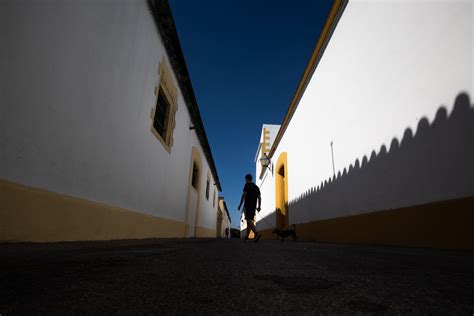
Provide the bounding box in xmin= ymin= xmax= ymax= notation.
xmin=1 ymin=238 xmax=474 ymax=315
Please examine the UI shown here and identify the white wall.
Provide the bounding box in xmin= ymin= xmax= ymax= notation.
xmin=198 ymin=181 xmax=219 ymax=231
xmin=240 ymin=212 xmax=245 ymax=234
xmin=223 ymin=215 xmax=231 ymax=237
xmin=255 ymin=170 xmax=277 ymax=230
xmin=254 ymin=125 xmax=280 ymax=230
xmin=257 ymin=0 xmax=473 ymax=226
xmin=218 ymin=202 xmax=231 ymax=238
xmin=0 ymin=0 xmax=218 ymax=231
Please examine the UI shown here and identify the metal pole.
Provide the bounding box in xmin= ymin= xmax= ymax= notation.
xmin=330 ymin=141 xmax=335 ymax=177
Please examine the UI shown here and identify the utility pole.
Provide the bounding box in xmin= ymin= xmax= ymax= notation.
xmin=330 ymin=141 xmax=335 ymax=177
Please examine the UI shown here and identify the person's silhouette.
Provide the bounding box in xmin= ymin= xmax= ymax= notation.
xmin=238 ymin=174 xmax=262 ymax=242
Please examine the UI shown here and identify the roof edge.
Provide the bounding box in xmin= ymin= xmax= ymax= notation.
xmin=267 ymin=0 xmax=348 ymax=160
xmin=147 ymin=0 xmax=222 ymax=191
xmin=218 ymin=197 xmax=231 ymax=223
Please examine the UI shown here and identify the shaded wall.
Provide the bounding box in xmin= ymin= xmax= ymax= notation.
xmin=290 ymin=93 xmax=474 ymax=222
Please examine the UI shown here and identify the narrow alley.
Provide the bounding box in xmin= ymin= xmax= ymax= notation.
xmin=1 ymin=0 xmax=473 ymax=313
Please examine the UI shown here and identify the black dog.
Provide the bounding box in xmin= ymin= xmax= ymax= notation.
xmin=272 ymin=224 xmax=297 ymax=242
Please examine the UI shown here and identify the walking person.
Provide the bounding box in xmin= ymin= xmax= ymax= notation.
xmin=237 ymin=174 xmax=262 ymax=242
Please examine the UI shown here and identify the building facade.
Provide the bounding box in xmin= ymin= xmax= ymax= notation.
xmin=217 ymin=198 xmax=231 ymax=238
xmin=241 ymin=124 xmax=280 ymax=237
xmin=0 ymin=0 xmax=222 ymax=242
xmin=255 ymin=0 xmax=474 ymax=249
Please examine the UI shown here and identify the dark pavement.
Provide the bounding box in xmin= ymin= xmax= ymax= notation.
xmin=1 ymin=238 xmax=474 ymax=314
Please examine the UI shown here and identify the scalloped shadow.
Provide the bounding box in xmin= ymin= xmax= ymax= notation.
xmin=282 ymin=92 xmax=474 ymax=223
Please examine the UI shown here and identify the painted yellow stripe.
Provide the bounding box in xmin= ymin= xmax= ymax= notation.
xmin=195 ymin=226 xmax=217 ymax=238
xmin=259 ymin=196 xmax=474 ymax=250
xmin=0 ymin=179 xmax=186 ymax=242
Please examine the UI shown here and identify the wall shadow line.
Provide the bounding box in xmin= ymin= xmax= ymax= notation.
xmin=287 ymin=92 xmax=474 ymax=224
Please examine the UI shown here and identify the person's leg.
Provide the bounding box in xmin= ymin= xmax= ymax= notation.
xmin=248 ymin=219 xmax=262 ymax=242
xmin=245 ymin=220 xmax=253 ymax=238
xmin=248 ymin=220 xmax=258 ymax=235
xmin=245 ymin=224 xmax=251 ymax=239
xmin=244 ymin=215 xmax=251 ymax=240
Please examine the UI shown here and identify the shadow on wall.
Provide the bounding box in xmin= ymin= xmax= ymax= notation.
xmin=287 ymin=92 xmax=474 ymax=223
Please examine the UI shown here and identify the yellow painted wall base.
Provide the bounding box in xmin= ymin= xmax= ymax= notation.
xmin=0 ymin=179 xmax=187 ymax=242
xmin=195 ymin=226 xmax=216 ymax=238
xmin=259 ymin=196 xmax=474 ymax=250
xmin=260 ymin=229 xmax=274 ymax=240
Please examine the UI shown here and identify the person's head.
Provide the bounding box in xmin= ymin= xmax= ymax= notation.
xmin=245 ymin=174 xmax=253 ymax=183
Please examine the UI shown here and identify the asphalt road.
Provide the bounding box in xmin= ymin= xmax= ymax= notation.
xmin=1 ymin=238 xmax=474 ymax=315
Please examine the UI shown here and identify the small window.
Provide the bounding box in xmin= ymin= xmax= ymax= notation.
xmin=150 ymin=58 xmax=178 ymax=152
xmin=153 ymin=87 xmax=170 ymax=139
xmin=205 ymin=177 xmax=210 ymax=200
xmin=191 ymin=162 xmax=199 ymax=189
xmin=213 ymin=188 xmax=216 ymax=207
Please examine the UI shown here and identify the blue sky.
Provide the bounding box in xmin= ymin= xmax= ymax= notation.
xmin=169 ymin=1 xmax=332 ymax=228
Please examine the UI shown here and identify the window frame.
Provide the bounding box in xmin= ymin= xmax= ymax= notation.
xmin=150 ymin=57 xmax=178 ymax=153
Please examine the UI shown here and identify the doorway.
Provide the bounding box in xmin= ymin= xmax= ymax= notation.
xmin=216 ymin=206 xmax=223 ymax=237
xmin=275 ymin=152 xmax=288 ymax=229
xmin=185 ymin=147 xmax=202 ymax=237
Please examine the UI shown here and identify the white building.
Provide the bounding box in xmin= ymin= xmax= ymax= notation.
xmin=241 ymin=124 xmax=280 ymax=237
xmin=217 ymin=198 xmax=231 ymax=238
xmin=0 ymin=0 xmax=222 ymax=242
xmin=255 ymin=0 xmax=474 ymax=249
